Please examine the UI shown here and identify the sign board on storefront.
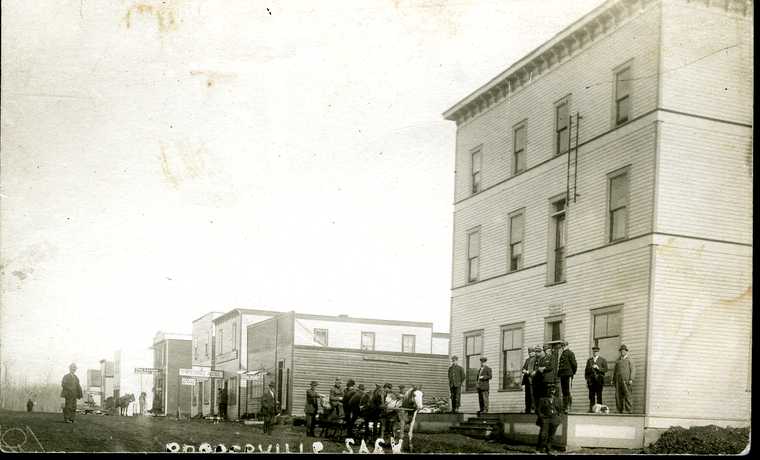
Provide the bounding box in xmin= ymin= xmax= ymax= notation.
xmin=134 ymin=367 xmax=161 ymax=374
xmin=179 ymin=368 xmax=224 ymax=379
xmin=181 ymin=378 xmax=196 ymax=386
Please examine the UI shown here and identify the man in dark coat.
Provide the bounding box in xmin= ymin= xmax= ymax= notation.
xmin=448 ymin=355 xmax=465 ymax=413
xmin=61 ymin=363 xmax=83 ymax=423
xmin=329 ymin=378 xmax=344 ymax=418
xmin=476 ymin=357 xmax=492 ymax=416
xmin=584 ymin=345 xmax=608 ymax=411
xmin=219 ymin=387 xmax=228 ymax=419
xmin=613 ymin=344 xmax=635 ymax=414
xmin=535 ymin=345 xmax=555 ymax=400
xmin=521 ymin=348 xmax=537 ymax=414
xmin=261 ymin=382 xmax=278 ymax=434
xmin=26 ymin=398 xmax=34 ymax=412
xmin=535 ymin=385 xmax=563 ymax=454
xmin=304 ymin=381 xmax=320 ymax=437
xmin=557 ymin=340 xmax=578 ymax=413
xmin=530 ymin=346 xmax=546 ymax=402
xmin=343 ymin=380 xmax=358 ymax=437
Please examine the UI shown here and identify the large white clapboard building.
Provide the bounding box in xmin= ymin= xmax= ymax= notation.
xmin=443 ymin=0 xmax=752 ymax=443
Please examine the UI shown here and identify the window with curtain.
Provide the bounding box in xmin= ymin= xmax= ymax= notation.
xmin=501 ymin=326 xmax=523 ymax=390
xmin=465 ymin=333 xmax=483 ymax=391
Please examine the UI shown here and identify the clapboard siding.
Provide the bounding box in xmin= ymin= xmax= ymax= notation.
xmin=656 ymin=117 xmax=753 ymax=244
xmin=453 ymin=2 xmax=660 ymax=203
xmin=452 ymin=119 xmax=656 ymax=288
xmin=660 ymin=0 xmax=754 ymax=126
xmin=450 ymin=238 xmax=651 ymax=414
xmin=648 ymin=237 xmax=752 ymax=420
xmin=290 ymin=346 xmax=449 ymax=417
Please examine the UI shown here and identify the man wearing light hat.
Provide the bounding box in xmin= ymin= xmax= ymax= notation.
xmin=584 ymin=345 xmax=608 ymax=412
xmin=60 ymin=363 xmax=83 ymax=423
xmin=448 ymin=355 xmax=465 ymax=413
xmin=613 ymin=344 xmax=635 ymax=414
xmin=304 ymin=381 xmax=319 ymax=437
xmin=476 ymin=356 xmax=492 ymax=416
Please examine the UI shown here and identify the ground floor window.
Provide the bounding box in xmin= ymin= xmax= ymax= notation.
xmin=203 ymin=381 xmax=209 ymax=404
xmin=465 ymin=332 xmax=483 ymax=391
xmin=501 ymin=324 xmax=524 ymax=390
xmin=229 ymin=377 xmax=237 ymax=406
xmin=544 ymin=314 xmax=564 ymax=343
xmin=592 ymin=306 xmax=622 ymax=386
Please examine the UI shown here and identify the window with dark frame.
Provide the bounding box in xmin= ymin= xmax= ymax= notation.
xmin=555 ymin=101 xmax=569 ymax=155
xmin=464 ymin=333 xmax=483 ymax=392
xmin=467 ymin=229 xmax=481 ymax=283
xmin=615 ymin=67 xmax=632 ymax=125
xmin=544 ymin=316 xmax=564 ymax=343
xmin=501 ymin=326 xmax=523 ymax=390
xmin=609 ymin=172 xmax=629 ymax=242
xmin=471 ymin=148 xmax=482 ymax=194
xmin=402 ymin=334 xmax=416 ymax=353
xmin=513 ymin=123 xmax=527 ymax=174
xmin=314 ymin=328 xmax=329 ymax=346
xmin=361 ymin=331 xmax=375 ymax=351
xmin=593 ymin=309 xmax=621 ymax=386
xmin=509 ymin=212 xmax=524 ymax=271
xmin=549 ymin=198 xmax=567 ymax=283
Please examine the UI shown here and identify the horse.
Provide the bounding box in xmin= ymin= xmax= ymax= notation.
xmin=382 ymin=387 xmax=424 ymax=446
xmin=315 ymin=395 xmax=344 ymax=440
xmin=118 ymin=394 xmax=135 ymax=416
xmin=357 ymin=386 xmax=387 ymax=440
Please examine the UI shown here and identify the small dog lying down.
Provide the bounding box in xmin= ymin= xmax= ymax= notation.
xmin=591 ymin=404 xmax=610 ymax=414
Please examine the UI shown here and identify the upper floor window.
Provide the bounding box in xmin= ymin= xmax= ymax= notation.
xmin=218 ymin=329 xmax=224 ymax=355
xmin=501 ymin=324 xmax=524 ymax=391
xmin=509 ymin=210 xmax=525 ymax=272
xmin=471 ymin=148 xmax=482 ymax=194
xmin=402 ymin=334 xmax=416 ymax=353
xmin=314 ymin=328 xmax=329 ymax=347
xmin=361 ymin=332 xmax=375 ymax=351
xmin=232 ymin=321 xmax=237 ymax=350
xmin=513 ymin=122 xmax=527 ymax=175
xmin=467 ymin=228 xmax=481 ymax=283
xmin=548 ymin=197 xmax=567 ymax=284
xmin=193 ymin=338 xmax=198 ymax=360
xmin=608 ymin=170 xmax=629 ymax=242
xmin=555 ymin=100 xmax=570 ymax=155
xmin=464 ymin=332 xmax=483 ymax=392
xmin=615 ymin=66 xmax=632 ymax=125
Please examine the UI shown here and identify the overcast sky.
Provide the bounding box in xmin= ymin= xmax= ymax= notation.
xmin=1 ymin=0 xmax=606 ymax=382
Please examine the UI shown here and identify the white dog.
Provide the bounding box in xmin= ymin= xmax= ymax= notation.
xmin=591 ymin=403 xmax=610 ymax=414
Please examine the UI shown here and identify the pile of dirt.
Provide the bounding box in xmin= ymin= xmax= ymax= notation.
xmin=643 ymin=425 xmax=749 ymax=454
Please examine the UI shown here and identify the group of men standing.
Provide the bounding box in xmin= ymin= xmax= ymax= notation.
xmin=447 ymin=341 xmax=636 ymax=416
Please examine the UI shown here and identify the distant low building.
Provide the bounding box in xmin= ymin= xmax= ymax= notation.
xmin=151 ymin=331 xmax=192 ymax=417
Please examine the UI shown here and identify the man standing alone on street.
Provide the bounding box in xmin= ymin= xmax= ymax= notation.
xmin=521 ymin=348 xmax=537 ymax=413
xmin=557 ymin=341 xmax=577 ymax=413
xmin=613 ymin=344 xmax=635 ymax=413
xmin=261 ymin=382 xmax=278 ymax=434
xmin=476 ymin=357 xmax=492 ymax=416
xmin=584 ymin=346 xmax=607 ymax=412
xmin=304 ymin=381 xmax=320 ymax=437
xmin=61 ymin=363 xmax=83 ymax=423
xmin=448 ymin=355 xmax=465 ymax=413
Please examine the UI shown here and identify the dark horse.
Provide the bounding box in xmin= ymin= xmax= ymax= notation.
xmin=118 ymin=394 xmax=135 ymax=416
xmin=343 ymin=386 xmax=387 ymax=441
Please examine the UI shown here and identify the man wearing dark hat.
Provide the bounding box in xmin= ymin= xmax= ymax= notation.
xmin=261 ymin=382 xmax=278 ymax=434
xmin=535 ymin=384 xmax=563 ymax=454
xmin=613 ymin=345 xmax=635 ymax=414
xmin=60 ymin=363 xmax=83 ymax=423
xmin=521 ymin=347 xmax=537 ymax=413
xmin=530 ymin=346 xmax=547 ymax=402
xmin=448 ymin=355 xmax=465 ymax=413
xmin=343 ymin=379 xmax=358 ymax=437
xmin=584 ymin=346 xmax=608 ymax=412
xmin=304 ymin=381 xmax=320 ymax=437
xmin=557 ymin=340 xmax=577 ymax=413
xmin=476 ymin=357 xmax=492 ymax=415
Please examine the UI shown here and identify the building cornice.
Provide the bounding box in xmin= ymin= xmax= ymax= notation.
xmin=441 ymin=0 xmax=752 ymax=125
